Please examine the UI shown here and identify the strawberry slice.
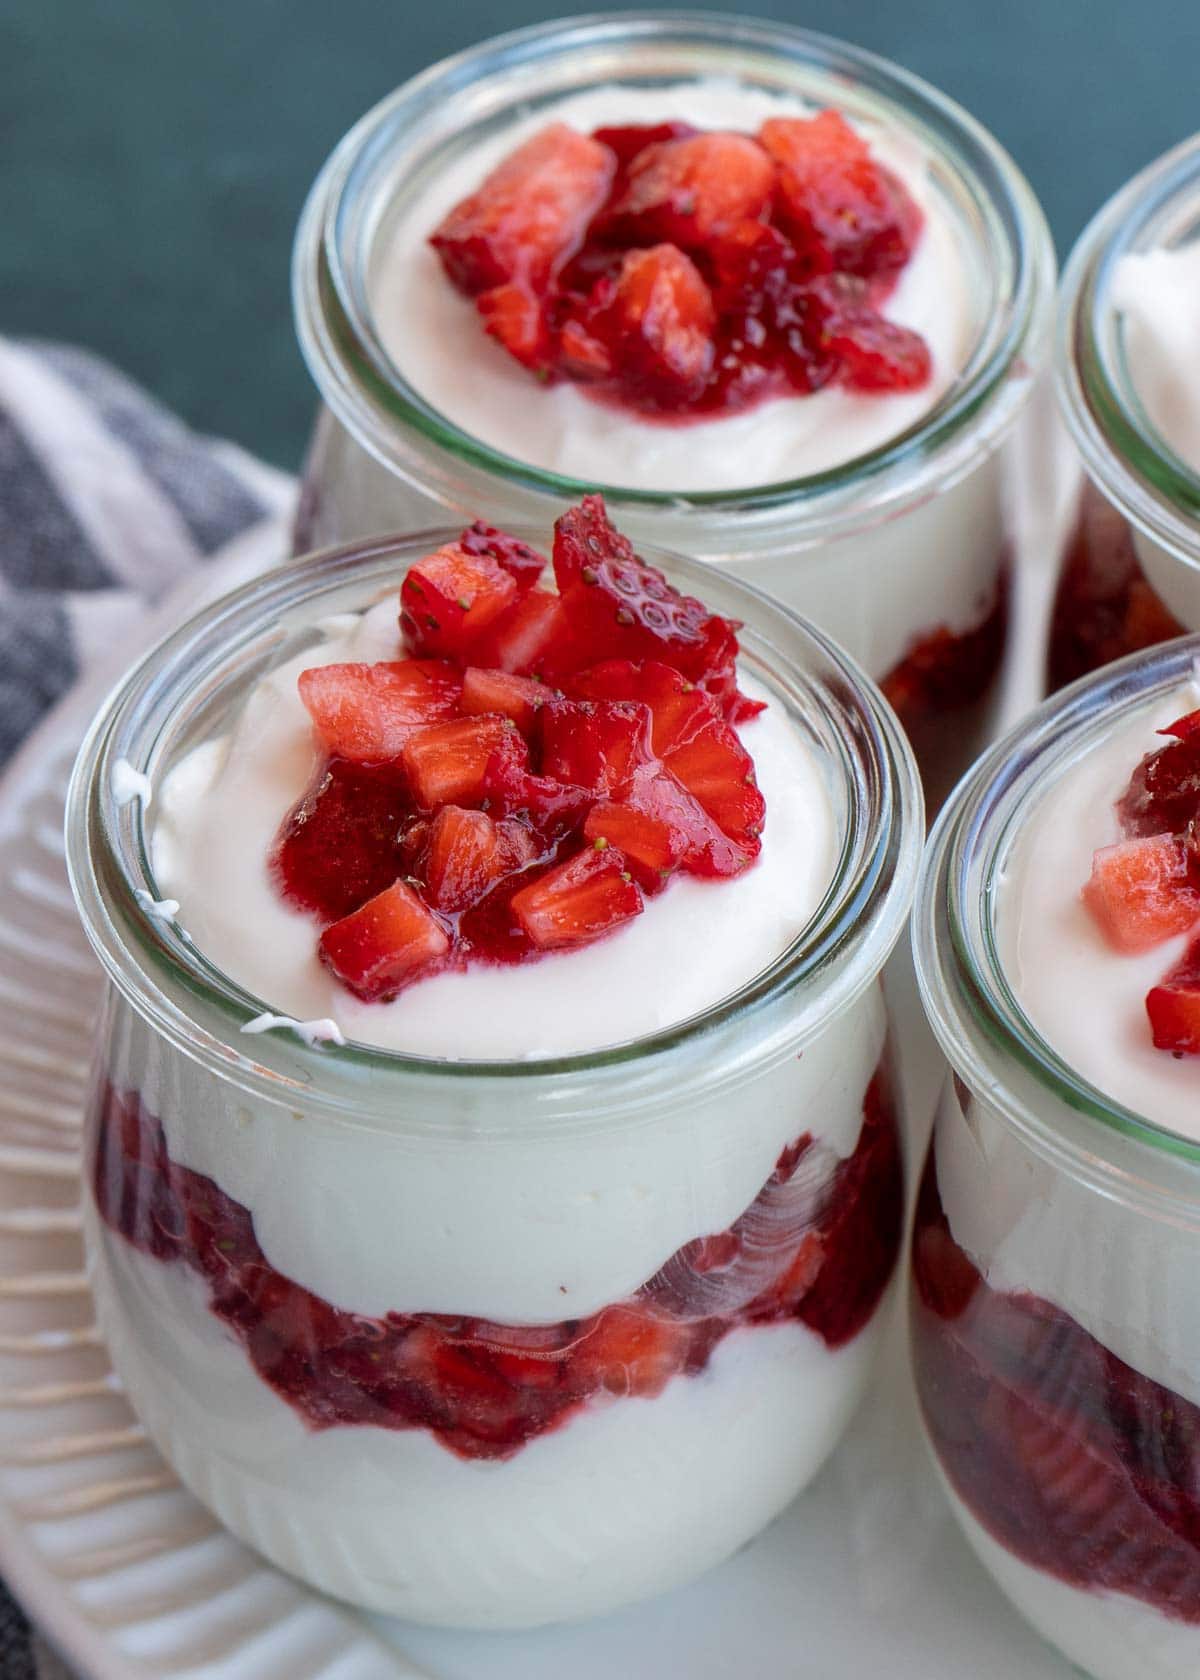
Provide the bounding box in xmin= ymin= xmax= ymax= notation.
xmin=1082 ymin=835 xmax=1200 ymax=953
xmin=421 ymin=807 xmax=505 ymax=913
xmin=583 ymin=800 xmax=681 ymax=891
xmin=461 ymin=667 xmax=549 ymax=735
xmin=629 ymin=765 xmax=756 ymax=879
xmin=402 ymin=714 xmax=526 ymax=809
xmin=272 ymin=760 xmax=412 ymax=921
xmin=538 ymin=697 xmax=654 ymax=797
xmin=319 ymin=880 xmax=450 ymax=1001
xmin=469 ymin=588 xmax=573 ymax=679
xmin=510 ymin=845 xmax=643 ymax=950
xmin=584 ymin=244 xmax=716 ymax=407
xmin=476 ymin=282 xmax=555 ymax=375
xmin=430 ymin=123 xmax=615 ymax=296
xmin=759 ymin=110 xmax=924 ymax=281
xmin=607 ymin=132 xmax=775 ymax=251
xmin=400 ymin=545 xmax=518 ymax=658
xmin=458 ymin=521 xmax=546 ymax=593
xmin=1146 ymin=936 xmax=1200 ymax=1054
xmin=297 ymin=659 xmax=461 ymax=762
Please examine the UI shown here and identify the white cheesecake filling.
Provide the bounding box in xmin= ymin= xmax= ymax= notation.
xmin=151 ymin=596 xmax=837 ymax=1061
xmin=370 ymin=81 xmax=975 ymax=493
xmin=1113 ymin=243 xmax=1200 ymax=475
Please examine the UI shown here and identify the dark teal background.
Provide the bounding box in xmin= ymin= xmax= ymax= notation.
xmin=4 ymin=0 xmax=1198 ymax=467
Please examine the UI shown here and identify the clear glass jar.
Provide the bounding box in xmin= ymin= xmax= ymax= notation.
xmin=911 ymin=637 xmax=1200 ymax=1680
xmin=66 ymin=530 xmax=921 ymax=1630
xmin=1051 ymin=134 xmax=1200 ymax=690
xmin=290 ymin=12 xmax=1054 ymax=796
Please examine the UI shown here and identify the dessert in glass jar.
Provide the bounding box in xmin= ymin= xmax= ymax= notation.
xmin=291 ymin=12 xmax=1054 ymax=793
xmin=911 ymin=635 xmax=1200 ymax=1680
xmin=1051 ymin=133 xmax=1200 ymax=690
xmin=66 ymin=502 xmax=921 ymax=1629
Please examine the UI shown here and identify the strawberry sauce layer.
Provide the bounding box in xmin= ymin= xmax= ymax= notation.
xmin=912 ymin=1151 xmax=1200 ymax=1623
xmin=427 ymin=111 xmax=931 ymax=421
xmin=274 ymin=498 xmax=769 ymax=1006
xmin=1048 ymin=482 xmax=1183 ymax=692
xmin=92 ymin=1062 xmax=901 ymax=1462
xmin=1080 ymin=700 xmax=1200 ymax=1054
xmin=880 ymin=567 xmax=1008 ymax=734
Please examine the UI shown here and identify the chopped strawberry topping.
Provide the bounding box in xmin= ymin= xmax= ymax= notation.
xmin=538 ymin=697 xmax=653 ymax=797
xmin=430 ymin=123 xmax=615 ymax=296
xmin=607 ymin=132 xmax=775 ymax=251
xmin=1146 ymin=935 xmax=1200 ymax=1054
xmin=297 ymin=660 xmax=461 ymax=762
xmin=319 ymin=880 xmax=450 ymax=1001
xmin=457 ymin=521 xmax=546 ymax=593
xmin=1163 ymin=709 xmax=1200 ymax=743
xmin=1119 ymin=716 xmax=1200 ymax=839
xmin=576 ymin=244 xmax=717 ymax=407
xmin=469 ymin=588 xmax=570 ymax=678
xmin=272 ymin=760 xmax=410 ymax=921
xmin=400 ymin=545 xmax=518 ymax=658
xmin=1082 ymin=835 xmax=1200 ymax=953
xmin=402 ymin=714 xmax=525 ymax=809
xmin=807 ymin=273 xmax=932 ymax=392
xmin=476 ymin=282 xmax=554 ymax=375
xmin=583 ymin=801 xmax=680 ymax=890
xmin=421 ymin=807 xmax=507 ymax=913
xmin=460 ymin=667 xmax=549 ymax=734
xmin=510 ymin=844 xmax=643 ymax=950
xmin=591 ymin=121 xmax=698 ymax=175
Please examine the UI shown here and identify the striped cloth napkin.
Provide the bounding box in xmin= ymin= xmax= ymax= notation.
xmin=0 ymin=337 xmax=294 ymax=1673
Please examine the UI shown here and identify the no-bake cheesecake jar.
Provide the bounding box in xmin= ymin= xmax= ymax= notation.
xmin=911 ymin=637 xmax=1200 ymax=1680
xmin=65 ymin=527 xmax=921 ymax=1630
xmin=1051 ymin=134 xmax=1200 ymax=690
xmin=291 ymin=12 xmax=1054 ymax=783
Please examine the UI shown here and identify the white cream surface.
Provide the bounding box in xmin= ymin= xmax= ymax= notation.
xmin=371 ymin=81 xmax=975 ymax=492
xmin=997 ymin=680 xmax=1200 ymax=1139
xmin=1114 ymin=243 xmax=1200 ymax=475
xmin=151 ymin=597 xmax=836 ymax=1061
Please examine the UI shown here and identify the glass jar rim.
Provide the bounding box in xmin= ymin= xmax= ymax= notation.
xmin=292 ymin=9 xmax=1054 ymax=538
xmin=914 ymin=636 xmax=1200 ymax=1197
xmin=65 ymin=527 xmax=921 ymax=1121
xmin=1057 ymin=131 xmax=1200 ymax=566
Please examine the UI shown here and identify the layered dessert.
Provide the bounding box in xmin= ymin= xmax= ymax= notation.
xmin=912 ymin=670 xmax=1200 ymax=1679
xmin=77 ymin=501 xmax=913 ymax=1627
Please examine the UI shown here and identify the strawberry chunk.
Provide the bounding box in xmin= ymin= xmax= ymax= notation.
xmin=461 ymin=667 xmax=549 ymax=735
xmin=805 ymin=273 xmax=931 ymax=393
xmin=1119 ymin=729 xmax=1200 ymax=838
xmin=458 ymin=521 xmax=546 ymax=593
xmin=477 ymin=282 xmax=555 ymax=375
xmin=1146 ymin=935 xmax=1200 ymax=1054
xmin=469 ymin=588 xmax=572 ymax=679
xmin=538 ymin=698 xmax=654 ymax=797
xmin=583 ymin=245 xmax=716 ymax=407
xmin=297 ymin=660 xmax=461 ymax=762
xmin=510 ymin=845 xmax=643 ymax=950
xmin=630 ymin=764 xmax=756 ymax=879
xmin=759 ymin=110 xmax=924 ymax=281
xmin=319 ymin=880 xmax=450 ymax=1001
xmin=272 ymin=760 xmax=412 ymax=921
xmin=607 ymin=132 xmax=775 ymax=251
xmin=1082 ymin=835 xmax=1200 ymax=953
xmin=583 ymin=800 xmax=681 ymax=890
xmin=430 ymin=123 xmax=615 ymax=296
xmin=1163 ymin=709 xmax=1200 ymax=743
xmin=402 ymin=715 xmax=526 ymax=809
xmin=400 ymin=545 xmax=518 ymax=658
xmin=422 ymin=807 xmax=505 ymax=913
xmin=591 ymin=122 xmax=698 ymax=174
xmin=574 ymin=1306 xmax=693 ymax=1398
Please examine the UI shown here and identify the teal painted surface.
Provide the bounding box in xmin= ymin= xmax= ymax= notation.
xmin=4 ymin=0 xmax=1198 ymax=466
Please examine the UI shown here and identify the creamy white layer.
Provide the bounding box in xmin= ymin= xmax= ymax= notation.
xmin=151 ymin=597 xmax=836 ymax=1061
xmin=1114 ymin=243 xmax=1200 ymax=475
xmin=998 ymin=678 xmax=1200 ymax=1137
xmin=92 ymin=1223 xmax=881 ymax=1628
xmin=371 ymin=81 xmax=975 ymax=493
xmin=940 ymin=1470 xmax=1198 ymax=1680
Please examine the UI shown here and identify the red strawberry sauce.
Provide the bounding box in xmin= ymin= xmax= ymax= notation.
xmin=92 ymin=1059 xmax=901 ymax=1463
xmin=912 ymin=1149 xmax=1200 ymax=1623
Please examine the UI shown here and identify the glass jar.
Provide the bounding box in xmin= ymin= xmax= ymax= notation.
xmin=66 ymin=530 xmax=922 ymax=1630
xmin=291 ymin=12 xmax=1054 ymax=796
xmin=1051 ymin=134 xmax=1200 ymax=690
xmin=911 ymin=637 xmax=1200 ymax=1680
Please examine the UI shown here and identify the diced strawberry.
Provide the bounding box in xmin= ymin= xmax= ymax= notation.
xmin=400 ymin=545 xmax=518 ymax=658
xmin=429 ymin=123 xmax=615 ymax=296
xmin=476 ymin=282 xmax=555 ymax=375
xmin=1082 ymin=835 xmax=1200 ymax=953
xmin=1146 ymin=935 xmax=1200 ymax=1054
xmin=586 ymin=245 xmax=716 ymax=407
xmin=421 ymin=806 xmax=501 ymax=912
xmin=481 ymin=756 xmax=593 ymax=837
xmin=297 ymin=660 xmax=462 ymax=762
xmin=510 ymin=845 xmax=643 ymax=949
xmin=469 ymin=588 xmax=572 ymax=678
xmin=590 ymin=121 xmax=698 ymax=175
xmin=805 ymin=273 xmax=931 ymax=392
xmin=630 ymin=766 xmax=756 ymax=878
xmin=569 ymin=659 xmax=706 ymax=756
xmin=494 ymin=817 xmax=540 ymax=874
xmin=1119 ymin=731 xmax=1200 ymax=838
xmin=607 ymin=132 xmax=775 ymax=251
xmin=538 ymin=698 xmax=654 ymax=797
xmin=318 ymin=880 xmax=450 ymax=1001
xmin=574 ymin=1306 xmax=692 ymax=1398
xmin=402 ymin=715 xmax=526 ymax=809
xmin=583 ymin=800 xmax=681 ymax=890
xmin=759 ymin=110 xmax=924 ymax=281
xmin=461 ymin=667 xmax=549 ymax=735
xmin=271 ymin=760 xmax=412 ymax=921
xmin=458 ymin=521 xmax=546 ymax=593
xmin=1164 ymin=710 xmax=1200 ymax=743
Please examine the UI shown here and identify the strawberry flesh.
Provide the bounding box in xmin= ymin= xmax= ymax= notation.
xmin=577 ymin=244 xmax=717 ymax=407
xmin=511 ymin=844 xmax=643 ymax=950
xmin=1146 ymin=936 xmax=1200 ymax=1054
xmin=298 ymin=660 xmax=461 ymax=762
xmin=400 ymin=544 xmax=518 ymax=659
xmin=1082 ymin=834 xmax=1200 ymax=953
xmin=606 ymin=132 xmax=775 ymax=252
xmin=272 ymin=759 xmax=411 ymax=921
xmin=402 ymin=714 xmax=526 ymax=809
xmin=538 ymin=697 xmax=654 ymax=797
xmin=460 ymin=666 xmax=549 ymax=735
xmin=458 ymin=520 xmax=546 ymax=593
xmin=319 ymin=880 xmax=450 ymax=1001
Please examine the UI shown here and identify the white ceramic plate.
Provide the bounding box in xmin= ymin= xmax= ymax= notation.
xmin=0 ymin=455 xmax=1082 ymax=1678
